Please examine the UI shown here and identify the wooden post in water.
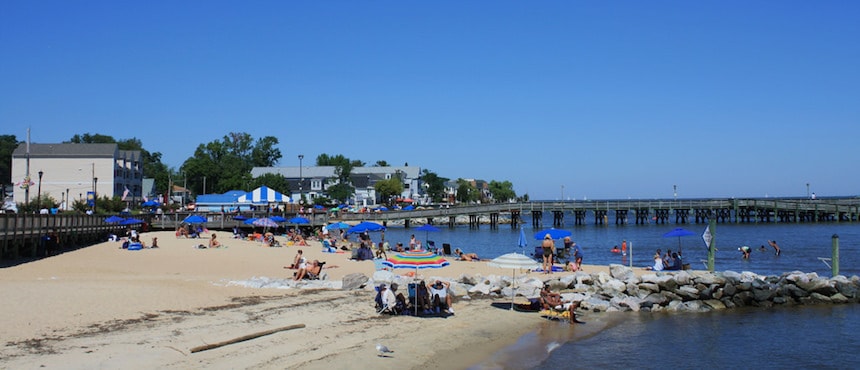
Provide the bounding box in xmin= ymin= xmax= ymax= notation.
xmin=832 ymin=234 xmax=839 ymax=277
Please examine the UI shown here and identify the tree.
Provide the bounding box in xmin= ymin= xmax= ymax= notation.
xmin=326 ymin=183 xmax=354 ymax=204
xmin=181 ymin=132 xmax=281 ymax=195
xmin=374 ymin=177 xmax=403 ymax=205
xmin=0 ymin=135 xmax=21 ymax=191
xmin=420 ymin=169 xmax=449 ymax=203
xmin=69 ymin=133 xmax=116 ymax=144
xmin=455 ymin=179 xmax=479 ymax=203
xmin=488 ymin=180 xmax=516 ymax=203
xmin=373 ymin=160 xmax=390 ymax=167
xmin=250 ymin=173 xmax=291 ymax=195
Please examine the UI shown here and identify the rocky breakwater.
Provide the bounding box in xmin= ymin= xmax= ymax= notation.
xmin=360 ymin=264 xmax=860 ymax=313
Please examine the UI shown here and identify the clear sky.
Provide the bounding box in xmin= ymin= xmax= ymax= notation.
xmin=2 ymin=1 xmax=858 ymax=200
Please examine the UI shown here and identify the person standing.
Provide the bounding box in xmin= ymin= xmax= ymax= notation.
xmin=541 ymin=234 xmax=555 ymax=274
xmin=767 ymin=240 xmax=782 ymax=256
xmin=572 ymin=242 xmax=584 ymax=270
xmin=621 ymin=240 xmax=627 ymax=256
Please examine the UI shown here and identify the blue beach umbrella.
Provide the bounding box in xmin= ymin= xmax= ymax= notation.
xmin=119 ymin=218 xmax=143 ymax=225
xmin=534 ymin=228 xmax=572 ymax=240
xmin=183 ymin=215 xmax=208 ymax=224
xmin=326 ymin=222 xmax=351 ymax=230
xmin=347 ymin=221 xmax=386 ymax=234
xmin=104 ymin=215 xmax=125 ymax=223
xmin=517 ymin=227 xmax=528 ymax=250
xmin=233 ymin=215 xmax=248 ymax=221
xmin=269 ymin=215 xmax=287 ymax=222
xmin=663 ymin=227 xmax=695 ymax=251
xmin=288 ymin=217 xmax=310 ymax=224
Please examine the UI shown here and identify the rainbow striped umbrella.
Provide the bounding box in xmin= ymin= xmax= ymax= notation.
xmin=382 ymin=250 xmax=449 ymax=270
xmin=382 ymin=250 xmax=449 ymax=315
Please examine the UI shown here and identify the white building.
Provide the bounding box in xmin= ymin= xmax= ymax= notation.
xmin=250 ymin=165 xmax=426 ymax=206
xmin=11 ymin=143 xmax=143 ymax=209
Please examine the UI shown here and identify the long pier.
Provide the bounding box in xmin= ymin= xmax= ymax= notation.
xmin=341 ymin=197 xmax=860 ymax=229
xmin=3 ymin=197 xmax=858 ymax=259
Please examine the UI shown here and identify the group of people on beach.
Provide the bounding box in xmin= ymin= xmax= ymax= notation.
xmin=376 ymin=280 xmax=454 ymax=316
xmin=540 ymin=235 xmax=584 ymax=273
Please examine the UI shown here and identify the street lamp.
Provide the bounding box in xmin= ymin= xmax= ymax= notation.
xmin=37 ymin=170 xmax=44 ymax=212
xmin=93 ymin=177 xmax=98 ymax=213
xmin=806 ymin=183 xmax=810 ymax=199
xmin=298 ymin=154 xmax=304 ymax=204
xmin=673 ymin=184 xmax=677 ymax=200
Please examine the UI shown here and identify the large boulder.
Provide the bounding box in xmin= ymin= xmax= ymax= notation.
xmin=674 ymin=286 xmax=701 ymax=301
xmin=671 ymin=270 xmax=693 ymax=286
xmin=719 ymin=271 xmax=742 ymax=285
xmin=692 ymin=272 xmax=725 ymax=285
xmin=609 ymin=264 xmax=636 ymax=281
xmin=468 ymin=280 xmax=493 ymax=295
xmin=601 ymin=278 xmax=628 ymax=296
xmin=795 ymin=278 xmax=838 ymax=296
xmin=342 ymin=273 xmax=369 ymax=290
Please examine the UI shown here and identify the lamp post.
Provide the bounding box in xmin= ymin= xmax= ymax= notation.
xmin=37 ymin=170 xmax=44 ymax=212
xmin=93 ymin=177 xmax=98 ymax=213
xmin=561 ymin=185 xmax=564 ymax=202
xmin=298 ymin=154 xmax=304 ymax=204
xmin=806 ymin=183 xmax=810 ymax=199
xmin=673 ymin=184 xmax=677 ymax=200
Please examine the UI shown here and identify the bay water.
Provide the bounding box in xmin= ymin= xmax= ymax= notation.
xmin=376 ymin=221 xmax=859 ymax=369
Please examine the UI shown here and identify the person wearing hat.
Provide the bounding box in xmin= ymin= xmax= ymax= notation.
xmin=541 ymin=234 xmax=556 ymax=274
xmin=378 ymin=283 xmax=400 ymax=314
xmin=428 ymin=280 xmax=453 ymax=314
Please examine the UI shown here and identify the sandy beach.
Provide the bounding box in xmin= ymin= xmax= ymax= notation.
xmin=0 ymin=230 xmax=619 ymax=369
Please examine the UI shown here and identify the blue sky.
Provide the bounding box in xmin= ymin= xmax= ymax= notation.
xmin=2 ymin=1 xmax=858 ymax=200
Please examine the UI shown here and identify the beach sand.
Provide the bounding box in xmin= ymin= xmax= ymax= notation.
xmin=0 ymin=230 xmax=620 ymax=369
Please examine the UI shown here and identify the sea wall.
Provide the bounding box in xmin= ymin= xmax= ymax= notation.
xmin=365 ymin=265 xmax=860 ymax=312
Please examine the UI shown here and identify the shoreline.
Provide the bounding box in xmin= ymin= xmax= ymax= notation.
xmin=3 ymin=230 xmax=851 ymax=369
xmin=0 ymin=231 xmax=584 ymax=369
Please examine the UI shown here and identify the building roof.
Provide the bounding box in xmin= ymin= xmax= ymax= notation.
xmin=251 ymin=166 xmax=421 ymax=179
xmin=12 ymin=143 xmax=120 ymax=158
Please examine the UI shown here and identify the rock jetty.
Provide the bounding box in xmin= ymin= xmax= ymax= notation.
xmin=366 ymin=264 xmax=860 ymax=313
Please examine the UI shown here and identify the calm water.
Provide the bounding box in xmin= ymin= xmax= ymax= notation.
xmin=378 ymin=221 xmax=859 ymax=277
xmin=375 ymin=220 xmax=860 ymax=369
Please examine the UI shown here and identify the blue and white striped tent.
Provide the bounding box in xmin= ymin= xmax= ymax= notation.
xmin=238 ymin=186 xmax=291 ymax=205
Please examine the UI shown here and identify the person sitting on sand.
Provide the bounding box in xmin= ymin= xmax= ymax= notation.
xmin=539 ymin=283 xmax=580 ymax=323
xmin=209 ymin=233 xmax=223 ymax=248
xmin=150 ymin=237 xmax=159 ymax=248
xmin=294 ymin=259 xmax=322 ymax=280
xmin=428 ymin=280 xmax=453 ymax=314
xmin=286 ymin=250 xmax=305 ymax=269
xmin=416 ymin=280 xmax=432 ymax=314
xmin=644 ymin=253 xmax=664 ymax=271
xmin=454 ymin=248 xmax=480 ymax=261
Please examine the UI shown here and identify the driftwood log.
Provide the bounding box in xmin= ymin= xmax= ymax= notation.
xmin=190 ymin=323 xmax=306 ymax=353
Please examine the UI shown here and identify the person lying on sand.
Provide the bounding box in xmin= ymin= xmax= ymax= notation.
xmin=455 ymin=248 xmax=480 ymax=261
